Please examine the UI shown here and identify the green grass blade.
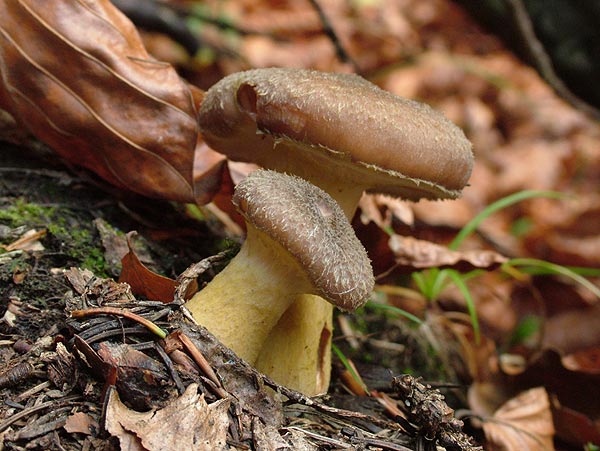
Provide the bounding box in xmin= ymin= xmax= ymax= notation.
xmin=430 ymin=268 xmax=451 ymax=301
xmin=331 ymin=343 xmax=370 ymax=394
xmin=411 ymin=272 xmax=429 ymax=299
xmin=504 ymin=258 xmax=600 ymax=299
xmin=366 ymin=301 xmax=423 ymax=324
xmin=449 ymin=190 xmax=565 ymax=250
xmin=447 ymin=270 xmax=480 ymax=343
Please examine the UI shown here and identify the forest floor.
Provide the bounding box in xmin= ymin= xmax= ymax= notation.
xmin=1 ymin=1 xmax=600 ymax=450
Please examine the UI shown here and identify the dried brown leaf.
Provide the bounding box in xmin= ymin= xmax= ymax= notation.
xmin=105 ymin=383 xmax=230 ymax=451
xmin=97 ymin=341 xmax=176 ymax=410
xmin=118 ymin=232 xmax=179 ymax=303
xmin=64 ymin=412 xmax=98 ymax=435
xmin=358 ymin=193 xmax=414 ymax=229
xmin=483 ymin=387 xmax=555 ymax=451
xmin=0 ymin=0 xmax=220 ymax=203
xmin=64 ymin=266 xmax=135 ymax=303
xmin=552 ymin=402 xmax=600 ymax=446
xmin=543 ymin=304 xmax=600 ymax=354
xmin=493 ymin=140 xmax=572 ymax=193
xmin=388 ymin=235 xmax=507 ymax=271
xmin=562 ymin=347 xmax=600 ymax=374
xmin=411 ymin=198 xmax=475 ymax=229
xmin=2 ymin=228 xmax=46 ymax=252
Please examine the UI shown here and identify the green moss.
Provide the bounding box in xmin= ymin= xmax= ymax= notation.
xmin=80 ymin=246 xmax=108 ymax=276
xmin=0 ymin=198 xmax=56 ymax=227
xmin=0 ymin=198 xmax=109 ymax=277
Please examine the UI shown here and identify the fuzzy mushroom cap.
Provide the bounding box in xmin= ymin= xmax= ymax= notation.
xmin=199 ymin=68 xmax=474 ymax=200
xmin=233 ymin=170 xmax=374 ymax=311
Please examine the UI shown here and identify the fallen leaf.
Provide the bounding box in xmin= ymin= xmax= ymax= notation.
xmin=411 ymin=197 xmax=475 ymax=229
xmin=358 ymin=193 xmax=414 ymax=229
xmin=521 ymin=348 xmax=600 ymax=409
xmin=97 ymin=341 xmax=176 ymax=411
xmin=64 ymin=412 xmax=98 ymax=435
xmin=483 ymin=387 xmax=555 ymax=451
xmin=527 ymin=232 xmax=600 ymax=267
xmin=64 ymin=267 xmax=135 ymax=304
xmin=551 ymin=401 xmax=600 ymax=446
xmin=2 ymin=228 xmax=45 ymax=252
xmin=543 ymin=304 xmax=600 ymax=354
xmin=493 ymin=140 xmax=572 ymax=193
xmin=0 ymin=0 xmax=222 ymax=203
xmin=562 ymin=347 xmax=600 ymax=374
xmin=388 ymin=235 xmax=507 ymax=270
xmin=119 ymin=231 xmax=180 ymax=302
xmin=252 ymin=418 xmax=291 ymax=451
xmin=105 ymin=383 xmax=230 ymax=451
xmin=193 ymin=140 xmax=228 ymax=206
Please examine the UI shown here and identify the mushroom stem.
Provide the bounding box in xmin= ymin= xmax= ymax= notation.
xmin=255 ymin=295 xmax=333 ymax=395
xmin=185 ymin=223 xmax=314 ymax=363
xmin=261 ymin=142 xmax=366 ymax=219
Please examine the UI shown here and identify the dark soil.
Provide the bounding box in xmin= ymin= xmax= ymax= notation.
xmin=0 ymin=142 xmax=227 ymax=450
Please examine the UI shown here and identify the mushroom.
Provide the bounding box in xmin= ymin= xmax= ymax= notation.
xmin=197 ymin=68 xmax=474 ymax=394
xmin=185 ymin=170 xmax=374 ymax=366
xmin=198 ymin=68 xmax=473 ymax=218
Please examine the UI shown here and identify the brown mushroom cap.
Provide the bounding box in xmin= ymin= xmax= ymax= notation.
xmin=199 ymin=68 xmax=474 ymax=201
xmin=233 ymin=170 xmax=374 ymax=311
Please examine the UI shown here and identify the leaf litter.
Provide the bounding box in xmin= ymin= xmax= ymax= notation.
xmin=1 ymin=0 xmax=600 ymax=450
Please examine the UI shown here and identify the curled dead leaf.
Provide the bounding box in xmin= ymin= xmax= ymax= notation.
xmin=562 ymin=347 xmax=600 ymax=374
xmin=483 ymin=387 xmax=555 ymax=451
xmin=0 ymin=0 xmax=221 ymax=203
xmin=119 ymin=231 xmax=197 ymax=302
xmin=358 ymin=193 xmax=414 ymax=229
xmin=389 ymin=235 xmax=508 ymax=271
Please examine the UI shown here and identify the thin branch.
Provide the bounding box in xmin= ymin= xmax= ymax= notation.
xmin=307 ymin=0 xmax=359 ymax=71
xmin=505 ymin=0 xmax=600 ymax=119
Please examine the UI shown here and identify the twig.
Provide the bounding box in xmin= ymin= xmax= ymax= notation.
xmin=70 ymin=307 xmax=167 ymax=338
xmin=505 ymin=0 xmax=600 ymax=119
xmin=153 ymin=342 xmax=186 ymax=395
xmin=259 ymin=373 xmax=400 ymax=430
xmin=175 ymin=330 xmax=228 ymax=399
xmin=307 ymin=0 xmax=359 ymax=71
xmin=0 ymin=396 xmax=81 ymax=433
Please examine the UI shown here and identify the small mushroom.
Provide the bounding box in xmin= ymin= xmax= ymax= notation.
xmin=198 ymin=68 xmax=474 ymax=394
xmin=184 ymin=170 xmax=374 ymax=366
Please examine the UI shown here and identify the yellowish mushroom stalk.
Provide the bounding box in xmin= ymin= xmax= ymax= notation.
xmin=255 ymin=295 xmax=333 ymax=395
xmin=185 ymin=224 xmax=314 ymax=363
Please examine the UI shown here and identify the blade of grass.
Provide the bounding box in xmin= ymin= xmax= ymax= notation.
xmin=430 ymin=268 xmax=451 ymax=301
xmin=449 ymin=190 xmax=565 ymax=250
xmin=331 ymin=343 xmax=369 ymax=394
xmin=504 ymin=258 xmax=600 ymax=299
xmin=366 ymin=301 xmax=423 ymax=324
xmin=447 ymin=270 xmax=480 ymax=343
xmin=412 ymin=271 xmax=430 ymax=299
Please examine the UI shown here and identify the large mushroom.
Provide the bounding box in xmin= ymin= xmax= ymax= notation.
xmin=197 ymin=68 xmax=474 ymax=394
xmin=185 ymin=170 xmax=373 ymax=365
xmin=198 ymin=68 xmax=473 ymax=217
